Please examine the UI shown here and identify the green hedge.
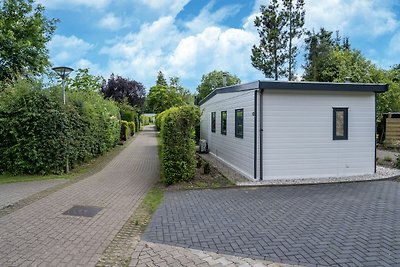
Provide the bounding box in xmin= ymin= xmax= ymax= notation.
xmin=0 ymin=80 xmax=120 ymax=174
xmin=160 ymin=106 xmax=200 ymax=185
xmin=155 ymin=110 xmax=168 ymax=131
xmin=128 ymin=122 xmax=135 ymax=136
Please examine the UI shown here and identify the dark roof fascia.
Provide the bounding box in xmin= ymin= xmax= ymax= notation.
xmin=198 ymin=81 xmax=259 ymax=106
xmin=199 ymin=80 xmax=388 ymax=106
xmin=259 ymin=81 xmax=388 ymax=93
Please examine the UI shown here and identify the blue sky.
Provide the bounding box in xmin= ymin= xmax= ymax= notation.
xmin=39 ymin=0 xmax=400 ymax=92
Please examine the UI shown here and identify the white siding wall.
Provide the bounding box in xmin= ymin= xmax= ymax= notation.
xmin=200 ymin=91 xmax=256 ymax=179
xmin=262 ymin=90 xmax=375 ymax=179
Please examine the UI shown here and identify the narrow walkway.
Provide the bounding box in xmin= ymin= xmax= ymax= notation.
xmin=0 ymin=126 xmax=160 ymax=267
xmin=0 ymin=179 xmax=67 ymax=209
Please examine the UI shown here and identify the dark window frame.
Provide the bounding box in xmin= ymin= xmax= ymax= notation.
xmin=211 ymin=112 xmax=216 ymax=133
xmin=235 ymin=109 xmax=244 ymax=138
xmin=221 ymin=111 xmax=227 ymax=135
xmin=333 ymin=107 xmax=348 ymax=140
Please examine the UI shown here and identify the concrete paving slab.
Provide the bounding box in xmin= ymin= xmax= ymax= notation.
xmin=0 ymin=179 xmax=67 ymax=209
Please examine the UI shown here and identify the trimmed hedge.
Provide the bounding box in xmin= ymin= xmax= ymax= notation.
xmin=120 ymin=120 xmax=130 ymax=141
xmin=128 ymin=122 xmax=135 ymax=136
xmin=160 ymin=106 xmax=200 ymax=185
xmin=119 ymin=103 xmax=139 ymax=133
xmin=0 ymin=80 xmax=120 ymax=174
xmin=155 ymin=110 xmax=168 ymax=131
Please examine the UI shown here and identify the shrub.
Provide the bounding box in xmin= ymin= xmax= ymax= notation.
xmin=155 ymin=110 xmax=168 ymax=131
xmin=384 ymin=156 xmax=392 ymax=162
xmin=119 ymin=103 xmax=136 ymax=123
xmin=141 ymin=115 xmax=153 ymax=126
xmin=160 ymin=106 xmax=200 ymax=185
xmin=120 ymin=120 xmax=131 ymax=141
xmin=128 ymin=122 xmax=135 ymax=136
xmin=0 ymin=79 xmax=120 ymax=174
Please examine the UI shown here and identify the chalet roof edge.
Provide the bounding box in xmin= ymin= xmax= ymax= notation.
xmin=198 ymin=80 xmax=388 ymax=106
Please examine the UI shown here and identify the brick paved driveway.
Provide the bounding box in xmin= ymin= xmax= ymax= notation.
xmin=143 ymin=181 xmax=400 ymax=267
xmin=0 ymin=126 xmax=159 ymax=267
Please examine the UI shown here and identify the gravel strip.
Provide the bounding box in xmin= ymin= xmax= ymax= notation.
xmin=237 ymin=166 xmax=400 ymax=186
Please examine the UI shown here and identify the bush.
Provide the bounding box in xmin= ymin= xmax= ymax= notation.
xmin=119 ymin=103 xmax=136 ymax=123
xmin=0 ymin=79 xmax=120 ymax=174
xmin=120 ymin=120 xmax=131 ymax=141
xmin=128 ymin=122 xmax=135 ymax=136
xmin=141 ymin=115 xmax=153 ymax=126
xmin=155 ymin=110 xmax=168 ymax=131
xmin=160 ymin=106 xmax=200 ymax=185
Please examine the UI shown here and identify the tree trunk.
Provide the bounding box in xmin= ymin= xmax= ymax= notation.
xmin=274 ymin=39 xmax=278 ymax=80
xmin=288 ymin=3 xmax=293 ymax=81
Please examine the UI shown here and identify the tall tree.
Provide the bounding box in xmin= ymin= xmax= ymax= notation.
xmin=283 ymin=0 xmax=305 ymax=80
xmin=251 ymin=0 xmax=305 ymax=80
xmin=251 ymin=0 xmax=287 ymax=80
xmin=303 ymin=28 xmax=335 ymax=81
xmin=0 ymin=0 xmax=57 ymax=83
xmin=196 ymin=70 xmax=241 ymax=102
xmin=101 ymin=74 xmax=146 ymax=109
xmin=156 ymin=70 xmax=168 ymax=86
xmin=66 ymin=68 xmax=105 ymax=92
xmin=147 ymin=72 xmax=192 ymax=114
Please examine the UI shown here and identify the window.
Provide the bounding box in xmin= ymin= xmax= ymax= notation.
xmin=211 ymin=112 xmax=216 ymax=132
xmin=333 ymin=108 xmax=348 ymax=140
xmin=235 ymin=109 xmax=243 ymax=138
xmin=221 ymin=111 xmax=227 ymax=135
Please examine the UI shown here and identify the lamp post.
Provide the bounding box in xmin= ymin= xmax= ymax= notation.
xmin=52 ymin=66 xmax=74 ymax=104
xmin=52 ymin=66 xmax=73 ymax=173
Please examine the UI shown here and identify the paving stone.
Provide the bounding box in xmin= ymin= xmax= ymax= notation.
xmin=143 ymin=180 xmax=400 ymax=266
xmin=131 ymin=241 xmax=297 ymax=267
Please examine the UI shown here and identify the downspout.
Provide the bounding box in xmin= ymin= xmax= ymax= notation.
xmin=375 ymin=92 xmax=377 ymax=173
xmin=254 ymin=90 xmax=257 ymax=180
xmin=259 ymin=89 xmax=264 ymax=181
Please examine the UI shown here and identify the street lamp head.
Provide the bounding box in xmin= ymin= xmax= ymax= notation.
xmin=52 ymin=66 xmax=74 ymax=79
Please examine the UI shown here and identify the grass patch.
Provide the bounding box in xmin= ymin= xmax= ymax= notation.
xmin=384 ymin=156 xmax=392 ymax=162
xmin=140 ymin=187 xmax=164 ymax=215
xmin=0 ymin=134 xmax=138 ymax=185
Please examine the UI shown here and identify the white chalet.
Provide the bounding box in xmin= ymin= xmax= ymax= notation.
xmin=199 ymin=81 xmax=388 ymax=181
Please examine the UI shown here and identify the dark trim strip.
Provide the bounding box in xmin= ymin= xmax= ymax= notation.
xmin=199 ymin=82 xmax=259 ymax=105
xmin=259 ymin=89 xmax=263 ymax=181
xmin=254 ymin=90 xmax=257 ymax=180
xmin=375 ymin=93 xmax=377 ymax=173
xmin=199 ymin=80 xmax=388 ymax=106
xmin=259 ymin=81 xmax=388 ymax=93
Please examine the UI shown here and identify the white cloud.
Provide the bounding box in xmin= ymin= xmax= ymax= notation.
xmin=48 ymin=35 xmax=93 ymax=66
xmin=388 ymin=32 xmax=400 ymax=55
xmin=305 ymin=0 xmax=398 ymax=37
xmin=98 ymin=13 xmax=126 ymax=30
xmin=38 ymin=0 xmax=111 ymax=9
xmin=168 ymin=26 xmax=259 ymax=82
xmin=98 ymin=9 xmax=262 ymax=89
xmin=100 ymin=16 xmax=182 ymax=82
xmin=101 ymin=16 xmax=180 ymax=57
xmin=137 ymin=0 xmax=190 ymax=17
xmin=184 ymin=2 xmax=241 ymax=33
